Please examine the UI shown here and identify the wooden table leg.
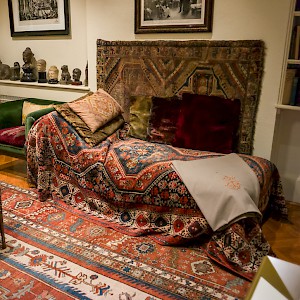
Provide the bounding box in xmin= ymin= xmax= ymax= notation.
xmin=0 ymin=188 xmax=6 ymax=249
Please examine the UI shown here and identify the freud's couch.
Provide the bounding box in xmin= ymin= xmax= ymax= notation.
xmin=26 ymin=88 xmax=288 ymax=282
xmin=0 ymin=98 xmax=62 ymax=157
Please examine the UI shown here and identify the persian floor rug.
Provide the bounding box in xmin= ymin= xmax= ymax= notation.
xmin=0 ymin=181 xmax=251 ymax=299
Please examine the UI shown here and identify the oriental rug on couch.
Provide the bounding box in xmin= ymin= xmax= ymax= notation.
xmin=0 ymin=181 xmax=252 ymax=299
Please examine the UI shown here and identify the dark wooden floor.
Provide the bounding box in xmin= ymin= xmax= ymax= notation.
xmin=1 ymin=154 xmax=300 ymax=266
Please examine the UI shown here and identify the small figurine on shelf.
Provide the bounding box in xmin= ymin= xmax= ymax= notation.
xmin=37 ymin=59 xmax=48 ymax=83
xmin=20 ymin=47 xmax=37 ymax=82
xmin=84 ymin=62 xmax=88 ymax=86
xmin=10 ymin=62 xmax=20 ymax=81
xmin=48 ymin=65 xmax=59 ymax=84
xmin=60 ymin=65 xmax=71 ymax=84
xmin=71 ymin=68 xmax=82 ymax=85
xmin=0 ymin=60 xmax=11 ymax=80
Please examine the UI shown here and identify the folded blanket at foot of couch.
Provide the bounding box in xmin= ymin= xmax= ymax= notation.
xmin=171 ymin=153 xmax=261 ymax=232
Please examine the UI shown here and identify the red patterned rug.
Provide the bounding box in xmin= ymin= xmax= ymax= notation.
xmin=0 ymin=181 xmax=251 ymax=299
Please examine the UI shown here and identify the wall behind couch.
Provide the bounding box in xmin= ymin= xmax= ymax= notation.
xmin=0 ymin=0 xmax=290 ymax=162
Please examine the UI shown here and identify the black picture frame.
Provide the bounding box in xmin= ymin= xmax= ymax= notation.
xmin=135 ymin=0 xmax=213 ymax=34
xmin=8 ymin=0 xmax=70 ymax=37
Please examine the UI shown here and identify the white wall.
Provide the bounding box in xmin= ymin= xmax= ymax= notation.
xmin=212 ymin=1 xmax=290 ymax=160
xmin=0 ymin=0 xmax=291 ymax=159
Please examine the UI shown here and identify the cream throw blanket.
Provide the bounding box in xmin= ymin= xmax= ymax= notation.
xmin=171 ymin=153 xmax=261 ymax=231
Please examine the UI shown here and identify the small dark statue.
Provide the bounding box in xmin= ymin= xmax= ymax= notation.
xmin=21 ymin=47 xmax=37 ymax=82
xmin=60 ymin=65 xmax=71 ymax=84
xmin=10 ymin=62 xmax=20 ymax=81
xmin=84 ymin=62 xmax=88 ymax=86
xmin=0 ymin=60 xmax=11 ymax=80
xmin=71 ymin=68 xmax=82 ymax=85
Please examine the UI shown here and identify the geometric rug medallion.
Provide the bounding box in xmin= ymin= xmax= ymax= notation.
xmin=0 ymin=181 xmax=251 ymax=299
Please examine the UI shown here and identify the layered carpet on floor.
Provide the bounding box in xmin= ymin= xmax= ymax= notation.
xmin=0 ymin=181 xmax=251 ymax=299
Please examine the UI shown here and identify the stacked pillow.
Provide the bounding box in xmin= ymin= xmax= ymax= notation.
xmin=0 ymin=126 xmax=25 ymax=147
xmin=54 ymin=89 xmax=125 ymax=147
xmin=129 ymin=95 xmax=181 ymax=144
xmin=129 ymin=95 xmax=153 ymax=140
xmin=67 ymin=89 xmax=124 ymax=133
xmin=54 ymin=89 xmax=241 ymax=153
xmin=128 ymin=93 xmax=241 ymax=154
xmin=148 ymin=95 xmax=182 ymax=145
xmin=172 ymin=93 xmax=241 ymax=154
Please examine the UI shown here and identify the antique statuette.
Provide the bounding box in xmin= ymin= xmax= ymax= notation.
xmin=37 ymin=59 xmax=48 ymax=83
xmin=60 ymin=65 xmax=72 ymax=84
xmin=0 ymin=60 xmax=11 ymax=80
xmin=48 ymin=65 xmax=59 ymax=84
xmin=20 ymin=47 xmax=37 ymax=82
xmin=10 ymin=62 xmax=20 ymax=81
xmin=71 ymin=68 xmax=82 ymax=85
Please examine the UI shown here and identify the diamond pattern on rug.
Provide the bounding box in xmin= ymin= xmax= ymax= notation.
xmin=191 ymin=260 xmax=215 ymax=276
xmin=14 ymin=200 xmax=33 ymax=209
xmin=0 ymin=181 xmax=251 ymax=299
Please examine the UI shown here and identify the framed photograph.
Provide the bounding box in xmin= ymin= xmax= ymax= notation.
xmin=135 ymin=0 xmax=213 ymax=33
xmin=8 ymin=0 xmax=70 ymax=37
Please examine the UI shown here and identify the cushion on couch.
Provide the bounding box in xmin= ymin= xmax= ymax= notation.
xmin=172 ymin=93 xmax=241 ymax=154
xmin=0 ymin=126 xmax=25 ymax=147
xmin=68 ymin=88 xmax=124 ymax=133
xmin=129 ymin=95 xmax=153 ymax=140
xmin=54 ymin=92 xmax=125 ymax=147
xmin=22 ymin=101 xmax=54 ymax=125
xmin=147 ymin=95 xmax=181 ymax=144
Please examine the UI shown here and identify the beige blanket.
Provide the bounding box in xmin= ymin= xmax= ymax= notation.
xmin=171 ymin=153 xmax=261 ymax=231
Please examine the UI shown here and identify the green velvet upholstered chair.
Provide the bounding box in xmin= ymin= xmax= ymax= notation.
xmin=0 ymin=98 xmax=63 ymax=157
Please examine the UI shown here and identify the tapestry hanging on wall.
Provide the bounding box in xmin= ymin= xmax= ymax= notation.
xmin=97 ymin=39 xmax=265 ymax=155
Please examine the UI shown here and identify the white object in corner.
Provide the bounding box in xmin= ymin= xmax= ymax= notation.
xmin=251 ymin=277 xmax=288 ymax=300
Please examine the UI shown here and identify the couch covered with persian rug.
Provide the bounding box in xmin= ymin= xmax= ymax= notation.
xmin=26 ymin=39 xmax=288 ymax=284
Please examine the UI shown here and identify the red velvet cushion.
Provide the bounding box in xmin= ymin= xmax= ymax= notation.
xmin=172 ymin=93 xmax=241 ymax=153
xmin=148 ymin=96 xmax=181 ymax=144
xmin=0 ymin=126 xmax=26 ymax=147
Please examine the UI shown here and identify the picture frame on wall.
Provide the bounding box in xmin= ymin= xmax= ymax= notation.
xmin=8 ymin=0 xmax=70 ymax=37
xmin=135 ymin=0 xmax=213 ymax=33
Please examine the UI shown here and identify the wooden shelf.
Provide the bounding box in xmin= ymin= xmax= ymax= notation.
xmin=0 ymin=79 xmax=90 ymax=91
xmin=276 ymin=104 xmax=300 ymax=111
xmin=288 ymin=59 xmax=300 ymax=64
xmin=278 ymin=1 xmax=300 ymax=112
